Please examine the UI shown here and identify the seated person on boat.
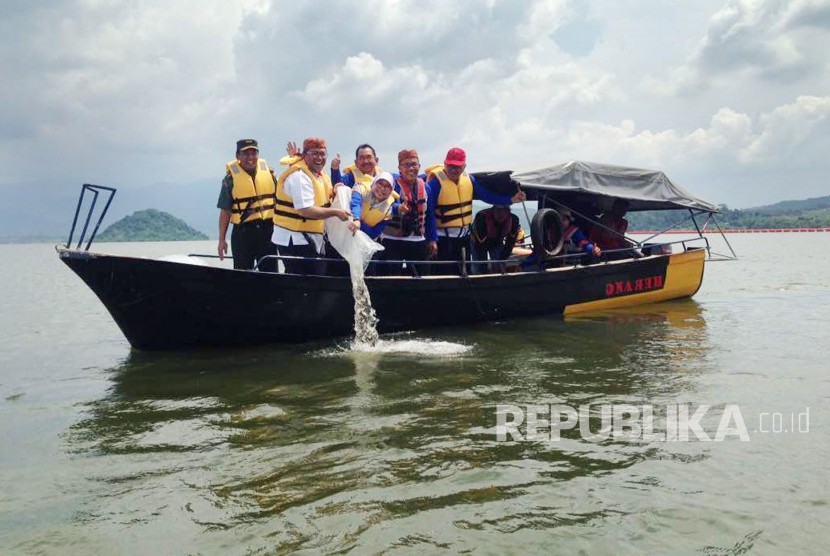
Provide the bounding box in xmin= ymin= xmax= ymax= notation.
xmin=589 ymin=198 xmax=642 ymax=260
xmin=521 ymin=207 xmax=600 ymax=270
xmin=470 ymin=205 xmax=521 ymax=274
xmin=560 ymin=208 xmax=601 ymax=260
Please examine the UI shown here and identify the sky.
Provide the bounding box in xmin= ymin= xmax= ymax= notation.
xmin=1 ymin=0 xmax=829 ymax=237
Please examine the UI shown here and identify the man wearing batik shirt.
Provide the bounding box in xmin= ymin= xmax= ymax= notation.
xmin=379 ymin=149 xmax=437 ymax=276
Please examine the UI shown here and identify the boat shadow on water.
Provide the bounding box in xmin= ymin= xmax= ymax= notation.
xmin=62 ymin=300 xmax=717 ymax=549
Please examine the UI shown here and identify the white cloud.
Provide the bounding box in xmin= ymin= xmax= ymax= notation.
xmin=299 ymin=52 xmax=430 ymax=111
xmin=653 ymin=0 xmax=830 ymax=95
xmin=740 ymin=95 xmax=830 ymax=162
xmin=1 ymin=0 xmax=829 ymax=237
xmin=781 ymin=0 xmax=830 ymax=29
xmin=0 ymin=0 xmax=264 ymax=185
xmin=518 ymin=0 xmax=570 ymax=43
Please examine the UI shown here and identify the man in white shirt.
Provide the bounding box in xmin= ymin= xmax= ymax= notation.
xmin=272 ymin=137 xmax=350 ymax=275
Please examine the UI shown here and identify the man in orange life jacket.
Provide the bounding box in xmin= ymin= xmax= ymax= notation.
xmin=426 ymin=147 xmax=526 ymax=274
xmin=379 ymin=149 xmax=437 ymax=276
xmin=470 ymin=205 xmax=521 ymax=274
xmin=272 ymin=137 xmax=351 ymax=275
xmin=217 ymin=139 xmax=278 ymax=271
xmin=589 ymin=198 xmax=641 ymax=260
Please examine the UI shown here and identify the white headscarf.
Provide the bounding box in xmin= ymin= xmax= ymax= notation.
xmin=370 ymin=172 xmax=395 ymax=204
xmin=371 ymin=171 xmax=394 ymax=189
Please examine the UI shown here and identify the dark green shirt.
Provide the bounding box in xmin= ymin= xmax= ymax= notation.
xmin=216 ymin=173 xmax=234 ymax=211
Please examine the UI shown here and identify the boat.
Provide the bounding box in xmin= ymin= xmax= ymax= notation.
xmin=57 ymin=161 xmax=735 ymax=350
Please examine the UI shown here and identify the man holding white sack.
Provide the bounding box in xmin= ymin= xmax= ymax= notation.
xmin=273 ymin=137 xmax=351 ymax=275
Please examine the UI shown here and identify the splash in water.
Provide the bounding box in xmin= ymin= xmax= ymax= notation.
xmin=323 ymin=185 xmax=384 ymax=347
xmin=315 ymin=337 xmax=473 ymax=357
xmin=348 ymin=337 xmax=473 ymax=355
xmin=350 ymin=265 xmax=379 ymax=346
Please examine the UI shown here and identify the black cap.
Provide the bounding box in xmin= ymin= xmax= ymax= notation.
xmin=236 ymin=139 xmax=259 ymax=152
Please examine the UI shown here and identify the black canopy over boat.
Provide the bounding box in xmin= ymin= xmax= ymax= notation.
xmin=480 ymin=160 xmax=720 ymax=212
xmin=58 ymin=161 xmax=734 ymax=350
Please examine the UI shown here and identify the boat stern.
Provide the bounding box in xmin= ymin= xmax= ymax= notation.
xmin=563 ymin=248 xmax=706 ymax=315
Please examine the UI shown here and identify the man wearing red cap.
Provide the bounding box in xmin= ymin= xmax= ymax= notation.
xmin=426 ymin=147 xmax=526 ymax=274
xmin=217 ymin=138 xmax=278 ymax=271
xmin=272 ymin=137 xmax=351 ymax=275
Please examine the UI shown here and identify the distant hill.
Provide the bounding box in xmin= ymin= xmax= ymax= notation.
xmin=627 ymin=195 xmax=830 ymax=230
xmin=746 ymin=195 xmax=830 ymax=215
xmin=96 ymin=209 xmax=208 ymax=242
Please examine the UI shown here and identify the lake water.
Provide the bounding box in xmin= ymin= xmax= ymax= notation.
xmin=1 ymin=234 xmax=829 ymax=554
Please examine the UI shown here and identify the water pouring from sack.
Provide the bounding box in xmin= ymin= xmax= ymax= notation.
xmin=325 ymin=186 xmax=384 ymax=346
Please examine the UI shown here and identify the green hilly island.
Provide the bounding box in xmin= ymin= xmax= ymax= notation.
xmin=626 ymin=195 xmax=830 ymax=230
xmin=97 ymin=209 xmax=208 ymax=242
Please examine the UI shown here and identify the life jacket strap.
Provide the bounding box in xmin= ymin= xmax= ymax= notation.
xmin=437 ymin=200 xmax=473 ymax=213
xmin=437 ymin=209 xmax=473 ymax=223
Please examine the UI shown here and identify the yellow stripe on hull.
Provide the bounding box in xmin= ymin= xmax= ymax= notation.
xmin=563 ymin=249 xmax=706 ymax=316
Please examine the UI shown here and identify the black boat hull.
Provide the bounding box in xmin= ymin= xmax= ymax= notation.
xmin=58 ymin=248 xmax=705 ymax=350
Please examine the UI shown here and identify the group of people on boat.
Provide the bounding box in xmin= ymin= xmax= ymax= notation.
xmin=217 ymin=137 xmax=637 ymax=275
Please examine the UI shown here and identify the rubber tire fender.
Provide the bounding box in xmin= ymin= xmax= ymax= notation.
xmin=531 ymin=208 xmax=564 ymax=259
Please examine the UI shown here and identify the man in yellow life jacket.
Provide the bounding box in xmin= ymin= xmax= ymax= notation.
xmin=272 ymin=137 xmax=351 ymax=275
xmin=217 ymin=138 xmax=278 ymax=271
xmin=426 ymin=147 xmax=526 ymax=275
xmin=330 ymin=144 xmax=383 ymax=187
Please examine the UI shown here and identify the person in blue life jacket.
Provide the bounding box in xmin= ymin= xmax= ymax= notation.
xmin=217 ymin=138 xmax=278 ymax=271
xmin=330 ymin=144 xmax=383 ymax=188
xmin=426 ymin=147 xmax=526 ymax=274
xmin=560 ymin=207 xmax=601 ymax=258
xmin=522 ymin=207 xmax=601 ymax=270
xmin=378 ymin=149 xmax=438 ymax=276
